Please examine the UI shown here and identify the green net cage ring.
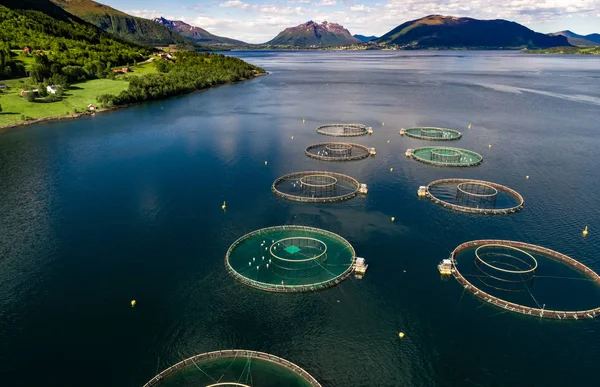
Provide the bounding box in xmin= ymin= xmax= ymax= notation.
xmin=408 ymin=147 xmax=483 ymax=167
xmin=401 ymin=127 xmax=462 ymax=141
xmin=144 ymin=349 xmax=322 ymax=386
xmin=225 ymin=225 xmax=357 ymax=292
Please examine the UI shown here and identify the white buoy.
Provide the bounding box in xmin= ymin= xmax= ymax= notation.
xmin=387 ymin=140 xmax=390 ymax=143
xmin=264 ymin=161 xmax=268 ymax=165
xmin=382 ymin=122 xmax=385 ymax=126
xmin=262 ymin=256 xmax=265 ymax=260
xmin=222 ymin=201 xmax=226 ymax=210
xmin=302 ymin=119 xmax=305 ymax=124
xmin=291 ymin=136 xmax=294 ymax=140
xmin=526 ymin=175 xmax=530 ymax=179
xmin=488 ymin=144 xmax=492 ymax=149
xmin=390 ymin=168 xmax=394 ymax=172
xmin=468 ymin=124 xmax=472 ymax=130
xmin=583 ymin=226 xmax=589 ymax=237
xmin=399 ymin=332 xmax=405 ymax=339
xmin=391 ymin=217 xmax=395 ymax=222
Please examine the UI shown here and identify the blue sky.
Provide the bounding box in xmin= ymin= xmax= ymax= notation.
xmin=102 ymin=0 xmax=600 ymax=43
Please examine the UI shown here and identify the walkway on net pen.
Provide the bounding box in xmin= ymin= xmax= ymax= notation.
xmin=425 ymin=178 xmax=524 ymax=214
xmin=144 ymin=350 xmax=322 ymax=387
xmin=450 ymin=240 xmax=600 ymax=320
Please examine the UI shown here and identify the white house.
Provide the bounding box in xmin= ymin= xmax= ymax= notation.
xmin=47 ymin=85 xmax=58 ymax=94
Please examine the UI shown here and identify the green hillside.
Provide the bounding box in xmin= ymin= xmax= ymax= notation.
xmin=50 ymin=0 xmax=196 ymax=47
xmin=0 ymin=0 xmax=150 ymax=81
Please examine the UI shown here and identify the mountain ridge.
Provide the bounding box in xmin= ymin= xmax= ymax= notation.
xmin=49 ymin=0 xmax=196 ymax=47
xmin=376 ymin=15 xmax=570 ymax=49
xmin=266 ymin=21 xmax=361 ymax=46
xmin=152 ymin=17 xmax=248 ymax=46
xmin=549 ymin=30 xmax=600 ymax=47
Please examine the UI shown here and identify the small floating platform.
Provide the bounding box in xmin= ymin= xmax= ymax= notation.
xmin=417 ymin=186 xmax=428 ymax=198
xmin=359 ymin=183 xmax=368 ymax=194
xmin=369 ymin=147 xmax=377 ymax=155
xmin=367 ymin=127 xmax=374 ymax=135
xmin=405 ymin=149 xmax=414 ymax=157
xmin=354 ymin=257 xmax=368 ymax=278
xmin=438 ymin=259 xmax=453 ymax=275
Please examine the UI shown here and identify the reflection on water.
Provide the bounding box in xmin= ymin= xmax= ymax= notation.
xmin=1 ymin=51 xmax=599 ymax=387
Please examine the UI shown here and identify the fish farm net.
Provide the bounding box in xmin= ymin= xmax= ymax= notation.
xmin=144 ymin=350 xmax=321 ymax=387
xmin=316 ymin=124 xmax=368 ymax=137
xmin=474 ymin=244 xmax=537 ymax=291
xmin=404 ymin=127 xmax=462 ymax=141
xmin=305 ymin=142 xmax=370 ymax=161
xmin=411 ymin=147 xmax=483 ymax=167
xmin=272 ymin=171 xmax=361 ymax=202
xmin=225 ymin=226 xmax=356 ymax=292
xmin=449 ymin=240 xmax=600 ymax=320
xmin=425 ymin=179 xmax=524 ymax=214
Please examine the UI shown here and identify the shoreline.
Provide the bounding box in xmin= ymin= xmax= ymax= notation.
xmin=0 ymin=72 xmax=268 ymax=132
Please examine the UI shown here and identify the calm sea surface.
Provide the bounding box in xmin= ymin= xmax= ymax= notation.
xmin=1 ymin=51 xmax=600 ymax=386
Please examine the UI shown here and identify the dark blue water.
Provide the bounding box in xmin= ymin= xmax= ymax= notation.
xmin=1 ymin=51 xmax=599 ymax=386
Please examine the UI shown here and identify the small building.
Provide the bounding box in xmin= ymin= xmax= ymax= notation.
xmin=0 ymin=83 xmax=7 ymax=89
xmin=23 ymin=46 xmax=31 ymax=54
xmin=359 ymin=183 xmax=368 ymax=194
xmin=20 ymin=89 xmax=39 ymax=97
xmin=354 ymin=257 xmax=368 ymax=278
xmin=122 ymin=67 xmax=131 ymax=73
xmin=47 ymin=85 xmax=57 ymax=95
xmin=438 ymin=259 xmax=453 ymax=275
xmin=88 ymin=104 xmax=96 ymax=111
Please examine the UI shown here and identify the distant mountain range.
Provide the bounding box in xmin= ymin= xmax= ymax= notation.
xmin=152 ymin=17 xmax=247 ymax=46
xmin=50 ymin=0 xmax=195 ymax=47
xmin=376 ymin=15 xmax=569 ymax=49
xmin=549 ymin=31 xmax=600 ymax=47
xmin=354 ymin=35 xmax=378 ymax=43
xmin=266 ymin=21 xmax=360 ymax=46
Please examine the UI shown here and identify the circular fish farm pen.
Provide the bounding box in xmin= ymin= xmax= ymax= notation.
xmin=144 ymin=349 xmax=321 ymax=387
xmin=316 ymin=124 xmax=369 ymax=137
xmin=425 ymin=178 xmax=524 ymax=214
xmin=410 ymin=147 xmax=483 ymax=167
xmin=305 ymin=142 xmax=371 ymax=161
xmin=403 ymin=127 xmax=462 ymax=141
xmin=449 ymin=240 xmax=600 ymax=320
xmin=272 ymin=171 xmax=361 ymax=203
xmin=225 ymin=225 xmax=356 ymax=293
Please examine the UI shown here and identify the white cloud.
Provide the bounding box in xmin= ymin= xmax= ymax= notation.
xmin=315 ymin=0 xmax=337 ymax=6
xmin=350 ymin=5 xmax=374 ymax=13
xmin=219 ymin=0 xmax=249 ymax=9
xmin=124 ymin=9 xmax=163 ymax=19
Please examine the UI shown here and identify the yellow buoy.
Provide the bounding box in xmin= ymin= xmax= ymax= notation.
xmin=398 ymin=332 xmax=405 ymax=339
xmin=391 ymin=217 xmax=395 ymax=222
xmin=264 ymin=161 xmax=268 ymax=165
xmin=468 ymin=124 xmax=472 ymax=130
xmin=390 ymin=168 xmax=394 ymax=172
xmin=291 ymin=136 xmax=294 ymax=140
xmin=131 ymin=300 xmax=136 ymax=308
xmin=583 ymin=226 xmax=588 ymax=237
xmin=526 ymin=175 xmax=529 ymax=179
xmin=222 ymin=201 xmax=226 ymax=210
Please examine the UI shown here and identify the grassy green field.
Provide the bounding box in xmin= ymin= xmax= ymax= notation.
xmin=0 ymin=61 xmax=158 ymax=127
